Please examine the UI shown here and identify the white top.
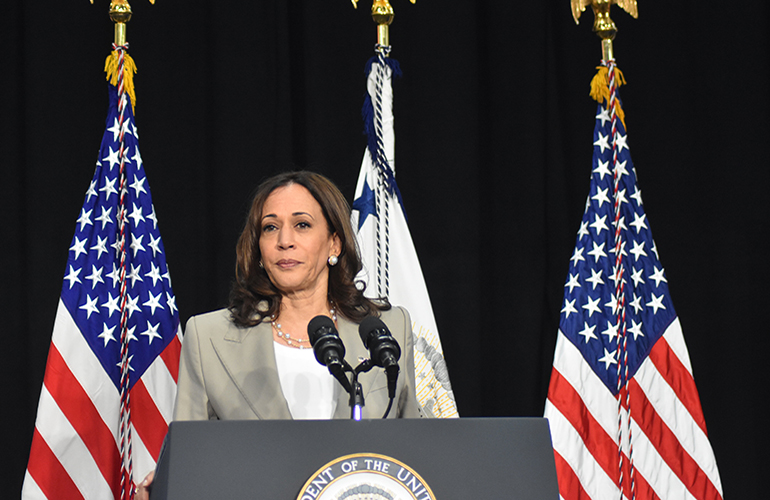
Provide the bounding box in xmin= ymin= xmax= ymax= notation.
xmin=273 ymin=342 xmax=338 ymax=419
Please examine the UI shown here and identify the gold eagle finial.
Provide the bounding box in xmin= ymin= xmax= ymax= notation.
xmin=350 ymin=0 xmax=416 ymax=47
xmin=90 ymin=0 xmax=155 ymax=45
xmin=571 ymin=0 xmax=638 ymax=38
xmin=350 ymin=0 xmax=416 ymax=10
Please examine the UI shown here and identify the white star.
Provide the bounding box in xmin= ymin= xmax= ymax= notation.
xmin=130 ymin=233 xmax=146 ymax=257
xmin=147 ymin=205 xmax=158 ymax=229
xmin=649 ymin=266 xmax=667 ymax=287
xmin=126 ymin=325 xmax=139 ymax=343
xmin=647 ymin=293 xmax=667 ymax=314
xmin=602 ymin=320 xmax=619 ymax=343
xmin=132 ymin=122 xmax=140 ymax=139
xmin=64 ymin=265 xmax=82 ymax=289
xmin=605 ymin=292 xmax=622 ymax=315
xmin=140 ymin=321 xmax=163 ymax=345
xmin=116 ymin=354 xmax=135 ymax=372
xmin=102 ymin=146 xmax=121 ymax=171
xmin=564 ymin=273 xmax=581 ymax=293
xmin=628 ymin=319 xmax=644 ymax=340
xmin=69 ymin=236 xmax=88 ymax=260
xmin=585 ymin=268 xmax=604 ymax=289
xmin=145 ymin=262 xmax=163 ymax=287
xmin=162 ymin=269 xmax=173 ymax=287
xmin=95 ymin=206 xmax=113 ymax=229
xmin=570 ymin=247 xmax=586 ymax=267
xmin=615 ymin=188 xmax=629 ymax=207
xmin=127 ymin=263 xmax=143 ymax=287
xmin=129 ymin=203 xmax=145 ymax=227
xmin=111 ymin=236 xmax=124 ymax=257
xmin=629 ymin=240 xmax=647 ymax=261
xmin=588 ymin=241 xmax=607 ymax=262
xmin=79 ymin=295 xmax=100 ymax=319
xmin=578 ymin=322 xmax=598 ymax=343
xmin=107 ymin=117 xmax=122 ymax=142
xmin=651 ymin=241 xmax=660 ymax=260
xmin=596 ymin=106 xmax=611 ymax=126
xmin=614 ymin=132 xmax=629 ymax=152
xmin=630 ymin=212 xmax=647 ymax=233
xmin=148 ymin=234 xmax=162 ymax=257
xmin=630 ymin=293 xmax=644 ymax=314
xmin=99 ymin=176 xmax=118 ymax=200
xmin=166 ymin=292 xmax=178 ymax=315
xmin=561 ymin=298 xmax=578 ymax=319
xmin=582 ymin=296 xmax=602 ymax=318
xmin=107 ymin=263 xmax=121 ymax=287
xmin=90 ymin=235 xmax=109 ymax=260
xmin=593 ymin=132 xmax=610 ymax=153
xmin=592 ymin=186 xmax=610 ymax=208
xmin=85 ymin=265 xmax=104 ymax=289
xmin=613 ymin=159 xmax=629 ymax=179
xmin=143 ymin=291 xmax=165 ymax=315
xmin=76 ymin=208 xmax=93 ymax=232
xmin=610 ymin=216 xmax=628 ymax=234
xmin=98 ymin=323 xmax=117 ymax=347
xmin=593 ymin=159 xmax=612 ymax=181
xmin=631 ymin=186 xmax=643 ymax=206
xmin=86 ymin=180 xmax=98 ymax=203
xmin=609 ymin=264 xmax=627 ymax=288
xmin=102 ymin=292 xmax=121 ymax=317
xmin=126 ymin=293 xmax=142 ymax=318
xmin=577 ymin=220 xmax=590 ymax=240
xmin=630 ymin=267 xmax=645 ymax=287
xmin=598 ymin=348 xmax=618 ymax=370
xmin=131 ymin=146 xmax=143 ymax=170
xmin=590 ymin=214 xmax=608 ymax=236
xmin=130 ymin=175 xmax=147 ymax=197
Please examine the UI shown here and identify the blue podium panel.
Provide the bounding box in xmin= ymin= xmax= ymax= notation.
xmin=151 ymin=417 xmax=559 ymax=499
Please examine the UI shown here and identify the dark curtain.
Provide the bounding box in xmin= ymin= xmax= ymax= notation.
xmin=2 ymin=0 xmax=767 ymax=496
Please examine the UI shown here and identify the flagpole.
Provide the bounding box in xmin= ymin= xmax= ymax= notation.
xmin=350 ymin=1 xmax=460 ymax=418
xmin=572 ymin=2 xmax=639 ymax=499
xmin=93 ymin=3 xmax=155 ymax=499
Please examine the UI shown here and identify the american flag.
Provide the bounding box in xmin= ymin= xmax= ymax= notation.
xmin=544 ymin=64 xmax=723 ymax=499
xmin=22 ymin=78 xmax=181 ymax=499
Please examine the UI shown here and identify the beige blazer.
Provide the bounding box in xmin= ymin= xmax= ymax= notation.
xmin=173 ymin=306 xmax=427 ymax=421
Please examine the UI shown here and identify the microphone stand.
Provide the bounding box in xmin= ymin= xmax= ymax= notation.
xmin=349 ymin=359 xmax=374 ymax=420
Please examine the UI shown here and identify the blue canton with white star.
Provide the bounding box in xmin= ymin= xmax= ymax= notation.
xmin=559 ymin=100 xmax=676 ymax=395
xmin=59 ymin=86 xmax=179 ymax=390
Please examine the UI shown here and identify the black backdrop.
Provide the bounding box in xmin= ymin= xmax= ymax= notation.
xmin=2 ymin=0 xmax=767 ymax=497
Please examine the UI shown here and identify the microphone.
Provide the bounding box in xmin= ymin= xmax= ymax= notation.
xmin=358 ymin=316 xmax=401 ymax=399
xmin=307 ymin=315 xmax=351 ymax=393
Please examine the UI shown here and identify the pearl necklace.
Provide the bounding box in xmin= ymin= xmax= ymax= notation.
xmin=272 ymin=307 xmax=337 ymax=349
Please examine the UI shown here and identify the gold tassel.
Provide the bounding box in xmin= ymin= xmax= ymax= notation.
xmin=104 ymin=50 xmax=138 ymax=113
xmin=590 ymin=66 xmax=627 ymax=130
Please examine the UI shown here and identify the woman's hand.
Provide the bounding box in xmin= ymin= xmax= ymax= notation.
xmin=134 ymin=471 xmax=154 ymax=500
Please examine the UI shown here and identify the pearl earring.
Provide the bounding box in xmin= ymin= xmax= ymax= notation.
xmin=327 ymin=255 xmax=339 ymax=266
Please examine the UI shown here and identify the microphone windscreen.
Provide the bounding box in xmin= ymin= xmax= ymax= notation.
xmin=307 ymin=315 xmax=336 ymax=346
xmin=358 ymin=315 xmax=387 ymax=347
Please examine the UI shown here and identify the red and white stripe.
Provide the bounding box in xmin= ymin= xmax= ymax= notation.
xmin=22 ymin=299 xmax=181 ymax=500
xmin=545 ymin=317 xmax=723 ymax=500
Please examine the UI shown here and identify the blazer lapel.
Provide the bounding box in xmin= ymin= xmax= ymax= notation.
xmin=210 ymin=319 xmax=293 ymax=420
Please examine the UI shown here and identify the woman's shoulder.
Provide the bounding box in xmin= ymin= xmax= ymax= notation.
xmin=378 ymin=305 xmax=412 ymax=329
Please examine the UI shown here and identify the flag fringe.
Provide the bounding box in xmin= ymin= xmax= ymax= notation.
xmin=104 ymin=51 xmax=137 ymax=112
xmin=590 ymin=66 xmax=627 ymax=130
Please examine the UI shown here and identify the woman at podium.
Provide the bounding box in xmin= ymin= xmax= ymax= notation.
xmin=172 ymin=170 xmax=425 ymax=422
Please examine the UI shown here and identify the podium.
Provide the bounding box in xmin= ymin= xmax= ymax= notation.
xmin=151 ymin=418 xmax=559 ymax=499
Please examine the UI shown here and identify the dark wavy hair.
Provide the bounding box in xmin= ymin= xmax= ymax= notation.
xmin=229 ymin=170 xmax=389 ymax=327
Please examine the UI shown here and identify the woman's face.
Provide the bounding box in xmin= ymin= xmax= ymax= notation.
xmin=258 ymin=183 xmax=341 ymax=299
